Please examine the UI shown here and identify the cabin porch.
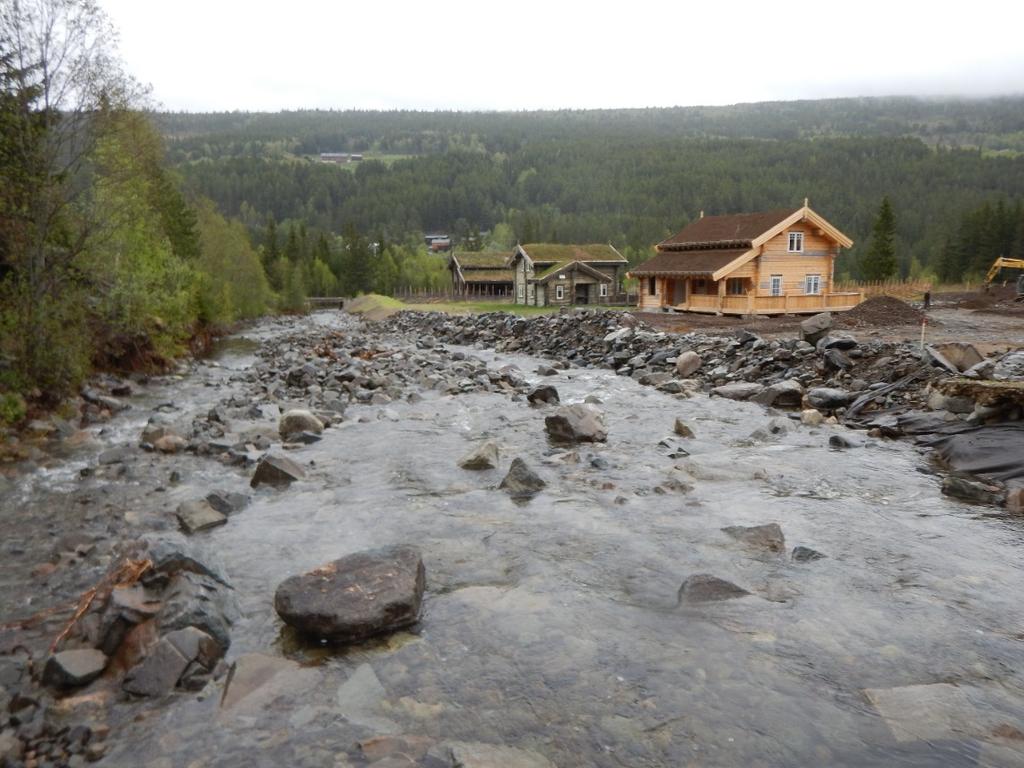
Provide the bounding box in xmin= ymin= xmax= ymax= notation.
xmin=643 ymin=275 xmax=863 ymax=315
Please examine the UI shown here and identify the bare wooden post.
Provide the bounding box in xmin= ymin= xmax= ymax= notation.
xmin=717 ymin=279 xmax=726 ymax=314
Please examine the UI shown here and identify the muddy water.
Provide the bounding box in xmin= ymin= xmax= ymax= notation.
xmin=5 ymin=314 xmax=1024 ymax=767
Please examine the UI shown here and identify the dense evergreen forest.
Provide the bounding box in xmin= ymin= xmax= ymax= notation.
xmin=156 ymin=99 xmax=1024 ymax=282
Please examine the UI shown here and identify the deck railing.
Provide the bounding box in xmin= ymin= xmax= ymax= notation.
xmin=670 ymin=291 xmax=863 ymax=315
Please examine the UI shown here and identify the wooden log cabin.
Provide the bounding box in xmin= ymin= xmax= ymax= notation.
xmin=448 ymin=251 xmax=515 ymax=299
xmin=631 ymin=202 xmax=863 ymax=315
xmin=512 ymin=243 xmax=628 ymax=307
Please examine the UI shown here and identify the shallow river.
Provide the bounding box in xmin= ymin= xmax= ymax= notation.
xmin=4 ymin=313 xmax=1024 ymax=767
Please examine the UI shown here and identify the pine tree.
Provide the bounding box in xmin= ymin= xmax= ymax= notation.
xmin=861 ymin=197 xmax=897 ymax=281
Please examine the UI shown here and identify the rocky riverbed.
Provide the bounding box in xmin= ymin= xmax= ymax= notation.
xmin=2 ymin=308 xmax=1024 ymax=767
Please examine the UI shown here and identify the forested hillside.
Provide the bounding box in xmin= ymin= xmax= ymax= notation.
xmin=158 ymin=98 xmax=1024 ymax=282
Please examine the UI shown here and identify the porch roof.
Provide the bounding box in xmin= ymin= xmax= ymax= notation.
xmin=629 ymin=248 xmax=751 ymax=278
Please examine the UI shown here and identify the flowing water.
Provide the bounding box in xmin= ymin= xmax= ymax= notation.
xmin=3 ymin=313 xmax=1024 ymax=767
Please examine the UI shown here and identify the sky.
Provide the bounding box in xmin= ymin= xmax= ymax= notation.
xmin=99 ymin=0 xmax=1024 ymax=112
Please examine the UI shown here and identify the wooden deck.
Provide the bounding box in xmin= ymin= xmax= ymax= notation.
xmin=668 ymin=291 xmax=863 ymax=316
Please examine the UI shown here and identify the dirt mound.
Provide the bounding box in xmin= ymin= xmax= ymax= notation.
xmin=836 ymin=296 xmax=925 ymax=329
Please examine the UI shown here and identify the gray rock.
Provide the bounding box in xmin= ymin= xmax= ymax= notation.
xmin=165 ymin=626 xmax=222 ymax=670
xmin=458 ymin=441 xmax=500 ymax=470
xmin=140 ymin=422 xmax=178 ymax=446
xmin=439 ymin=741 xmax=557 ymax=768
xmin=791 ymin=546 xmax=826 ymax=562
xmin=97 ymin=446 xmax=132 ymax=465
xmin=544 ymin=404 xmax=607 ymax=443
xmin=941 ymin=476 xmax=1006 ymax=506
xmin=251 ymin=453 xmax=306 ymax=488
xmin=158 ymin=571 xmax=236 ymax=653
xmin=711 ymin=382 xmax=765 ymax=401
xmin=122 ymin=636 xmax=190 ymax=697
xmin=721 ymin=523 xmax=785 ymax=553
xmin=0 ymin=729 xmax=24 ymax=763
xmin=279 ymin=409 xmax=324 ymax=441
xmin=675 ymin=351 xmax=702 ymax=377
xmin=526 ymin=385 xmax=559 ymax=405
xmin=42 ymin=649 xmax=107 ymax=688
xmin=678 ymin=574 xmax=751 ymax=603
xmin=499 ymin=458 xmax=547 ymax=499
xmin=205 ymin=490 xmax=250 ymax=515
xmin=751 ymin=379 xmax=804 ymax=408
xmin=800 ymin=312 xmax=832 ymax=344
xmin=141 ymin=532 xmax=230 ymax=586
xmin=176 ymin=500 xmax=227 ymax=535
xmin=805 ymin=387 xmax=854 ymax=410
xmin=274 ymin=545 xmax=425 ymax=643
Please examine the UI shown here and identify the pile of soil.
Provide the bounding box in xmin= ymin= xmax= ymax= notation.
xmin=836 ymin=296 xmax=925 ymax=329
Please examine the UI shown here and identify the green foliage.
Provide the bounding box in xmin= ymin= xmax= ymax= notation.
xmin=0 ymin=391 xmax=27 ymax=426
xmin=194 ymin=199 xmax=273 ymax=324
xmin=861 ymin=197 xmax=897 ymax=280
xmin=937 ymin=199 xmax=1024 ymax=282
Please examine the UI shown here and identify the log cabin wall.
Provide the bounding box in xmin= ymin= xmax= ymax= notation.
xmin=755 ymin=228 xmax=836 ymax=297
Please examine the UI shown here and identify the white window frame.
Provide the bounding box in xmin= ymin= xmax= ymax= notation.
xmin=517 ymin=283 xmax=524 ymax=299
xmin=788 ymin=231 xmax=804 ymax=253
xmin=555 ymin=284 xmax=565 ymax=301
xmin=599 ymin=283 xmax=608 ymax=298
xmin=804 ymin=274 xmax=821 ymax=295
xmin=770 ymin=275 xmax=783 ymax=296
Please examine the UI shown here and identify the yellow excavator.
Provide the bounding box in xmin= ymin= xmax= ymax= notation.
xmin=984 ymin=257 xmax=1024 ymax=300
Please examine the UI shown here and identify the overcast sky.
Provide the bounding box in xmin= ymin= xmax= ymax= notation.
xmin=99 ymin=0 xmax=1024 ymax=112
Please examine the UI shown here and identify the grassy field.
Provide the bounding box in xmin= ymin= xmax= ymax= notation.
xmin=343 ymin=294 xmax=632 ymax=320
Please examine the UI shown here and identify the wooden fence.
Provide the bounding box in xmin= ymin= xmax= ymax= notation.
xmin=834 ymin=278 xmax=933 ymax=299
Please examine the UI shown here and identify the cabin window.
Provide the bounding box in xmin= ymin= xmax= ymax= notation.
xmin=788 ymin=232 xmax=804 ymax=252
xmin=648 ymin=277 xmax=656 ymax=295
xmin=599 ymin=283 xmax=608 ymax=298
xmin=555 ymin=285 xmax=565 ymax=301
xmin=726 ymin=278 xmax=746 ymax=295
xmin=804 ymin=274 xmax=821 ymax=295
xmin=770 ymin=275 xmax=783 ymax=296
xmin=517 ymin=284 xmax=524 ymax=299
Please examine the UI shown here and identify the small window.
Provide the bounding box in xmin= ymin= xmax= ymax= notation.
xmin=517 ymin=284 xmax=524 ymax=299
xmin=555 ymin=285 xmax=565 ymax=300
xmin=648 ymin=277 xmax=656 ymax=296
xmin=804 ymin=274 xmax=821 ymax=295
xmin=599 ymin=283 xmax=608 ymax=298
xmin=788 ymin=232 xmax=804 ymax=252
xmin=770 ymin=275 xmax=783 ymax=296
xmin=693 ymin=278 xmax=707 ymax=294
xmin=726 ymin=278 xmax=745 ymax=295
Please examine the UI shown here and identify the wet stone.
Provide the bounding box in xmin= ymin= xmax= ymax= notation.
xmin=458 ymin=441 xmax=499 ymax=470
xmin=792 ymin=546 xmax=827 ymax=562
xmin=279 ymin=409 xmax=324 ymax=441
xmin=722 ymin=523 xmax=785 ymax=553
xmin=677 ymin=574 xmax=751 ymax=603
xmin=941 ymin=476 xmax=1006 ymax=506
xmin=154 ymin=434 xmax=188 ymax=454
xmin=42 ymin=649 xmax=107 ymax=688
xmin=176 ymin=500 xmax=227 ymax=534
xmin=122 ymin=636 xmax=190 ymax=697
xmin=251 ymin=453 xmax=306 ymax=488
xmin=158 ymin=571 xmax=236 ymax=653
xmin=205 ymin=490 xmax=250 ymax=515
xmin=499 ymin=458 xmax=547 ymax=499
xmin=673 ymin=418 xmax=695 ymax=438
xmin=544 ymin=404 xmax=607 ymax=444
xmin=274 ymin=545 xmax=425 ymax=643
xmin=526 ymin=385 xmax=559 ymax=405
xmin=805 ymin=387 xmax=854 ymax=410
xmin=436 ymin=741 xmax=557 ymax=768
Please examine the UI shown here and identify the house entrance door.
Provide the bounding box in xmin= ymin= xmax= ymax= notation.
xmin=575 ymin=284 xmax=589 ymax=304
xmin=673 ymin=279 xmax=686 ymax=304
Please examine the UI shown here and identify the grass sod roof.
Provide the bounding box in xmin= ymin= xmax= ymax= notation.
xmin=519 ymin=243 xmax=626 ymax=263
xmin=451 ymin=251 xmax=514 ymax=269
xmin=658 ymin=208 xmax=800 ymax=249
xmin=459 ymin=269 xmax=514 ymax=283
xmin=533 ymin=260 xmax=614 ymax=282
xmin=629 ymin=248 xmax=752 ymax=277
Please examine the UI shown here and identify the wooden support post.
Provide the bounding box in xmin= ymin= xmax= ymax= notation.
xmin=717 ymin=279 xmax=726 ymax=314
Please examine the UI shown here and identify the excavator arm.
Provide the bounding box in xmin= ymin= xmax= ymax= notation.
xmin=985 ymin=257 xmax=1024 ymax=284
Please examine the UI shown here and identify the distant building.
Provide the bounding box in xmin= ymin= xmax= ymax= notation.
xmin=425 ymin=234 xmax=452 ymax=253
xmin=512 ymin=243 xmax=628 ymax=306
xmin=318 ymin=152 xmax=363 ymax=164
xmin=449 ymin=251 xmax=514 ymax=298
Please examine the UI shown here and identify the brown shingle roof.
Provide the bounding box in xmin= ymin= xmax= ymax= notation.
xmin=659 ymin=208 xmax=799 ymax=250
xmin=630 ymin=248 xmax=751 ymax=277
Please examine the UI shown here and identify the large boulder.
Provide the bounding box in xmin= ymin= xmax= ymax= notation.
xmin=176 ymin=500 xmax=227 ymax=535
xmin=675 ymin=351 xmax=702 ymax=377
xmin=279 ymin=409 xmax=324 ymax=441
xmin=42 ymin=649 xmax=107 ymax=688
xmin=800 ymin=312 xmax=832 ymax=345
xmin=251 ymin=453 xmax=306 ymax=488
xmin=274 ymin=545 xmax=425 ymax=643
xmin=458 ymin=441 xmax=499 ymax=470
xmin=544 ymin=404 xmax=607 ymax=443
xmin=752 ymin=379 xmax=804 ymax=408
xmin=499 ymin=458 xmax=547 ymax=499
xmin=711 ymin=382 xmax=765 ymax=401
xmin=122 ymin=627 xmax=223 ymax=697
